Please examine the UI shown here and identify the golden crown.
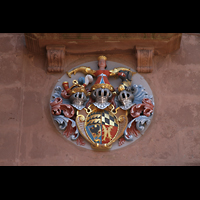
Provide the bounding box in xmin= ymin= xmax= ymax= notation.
xmin=65 ymin=80 xmax=87 ymax=96
xmin=98 ymin=55 xmax=107 ymax=61
xmin=91 ymin=83 xmax=114 ymax=92
xmin=70 ymin=86 xmax=87 ymax=96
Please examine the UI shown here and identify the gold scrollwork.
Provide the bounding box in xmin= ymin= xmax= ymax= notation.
xmin=118 ymin=115 xmax=125 ymax=123
xmin=79 ymin=115 xmax=85 ymax=122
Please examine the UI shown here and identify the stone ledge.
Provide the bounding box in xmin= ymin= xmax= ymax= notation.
xmin=24 ymin=33 xmax=182 ymax=73
xmin=25 ymin=33 xmax=182 ymax=55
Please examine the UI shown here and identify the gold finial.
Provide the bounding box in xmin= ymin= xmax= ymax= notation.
xmin=98 ymin=55 xmax=107 ymax=61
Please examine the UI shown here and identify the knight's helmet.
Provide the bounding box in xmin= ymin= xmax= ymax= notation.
xmin=117 ymin=70 xmax=135 ymax=110
xmin=92 ymin=88 xmax=113 ymax=109
xmin=90 ymin=55 xmax=114 ymax=109
xmin=118 ymin=90 xmax=134 ymax=110
xmin=62 ymin=75 xmax=93 ymax=110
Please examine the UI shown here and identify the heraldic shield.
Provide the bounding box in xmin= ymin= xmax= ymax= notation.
xmin=76 ymin=104 xmax=128 ymax=150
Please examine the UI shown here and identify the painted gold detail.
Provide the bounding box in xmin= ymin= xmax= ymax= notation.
xmin=91 ymin=83 xmax=114 ymax=92
xmin=67 ymin=66 xmax=96 ymax=78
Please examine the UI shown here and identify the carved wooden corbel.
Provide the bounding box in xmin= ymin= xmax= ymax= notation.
xmin=136 ymin=47 xmax=154 ymax=73
xmin=46 ymin=45 xmax=65 ymax=72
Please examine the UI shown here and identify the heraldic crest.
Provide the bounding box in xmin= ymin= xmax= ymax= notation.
xmin=50 ymin=56 xmax=154 ymax=150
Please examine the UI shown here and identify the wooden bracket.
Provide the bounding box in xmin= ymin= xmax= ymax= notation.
xmin=136 ymin=47 xmax=154 ymax=73
xmin=46 ymin=45 xmax=65 ymax=72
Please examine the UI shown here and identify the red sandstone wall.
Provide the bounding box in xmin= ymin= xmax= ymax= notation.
xmin=0 ymin=33 xmax=199 ymax=165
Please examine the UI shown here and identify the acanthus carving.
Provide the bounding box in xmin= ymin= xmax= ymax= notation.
xmin=50 ymin=97 xmax=75 ymax=118
xmin=136 ymin=47 xmax=154 ymax=73
xmin=46 ymin=45 xmax=65 ymax=72
xmin=130 ymin=98 xmax=154 ymax=118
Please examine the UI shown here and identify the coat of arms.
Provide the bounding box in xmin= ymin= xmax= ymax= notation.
xmin=50 ymin=56 xmax=154 ymax=150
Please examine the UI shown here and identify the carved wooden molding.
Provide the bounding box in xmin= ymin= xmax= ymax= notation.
xmin=46 ymin=45 xmax=65 ymax=72
xmin=136 ymin=47 xmax=154 ymax=73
